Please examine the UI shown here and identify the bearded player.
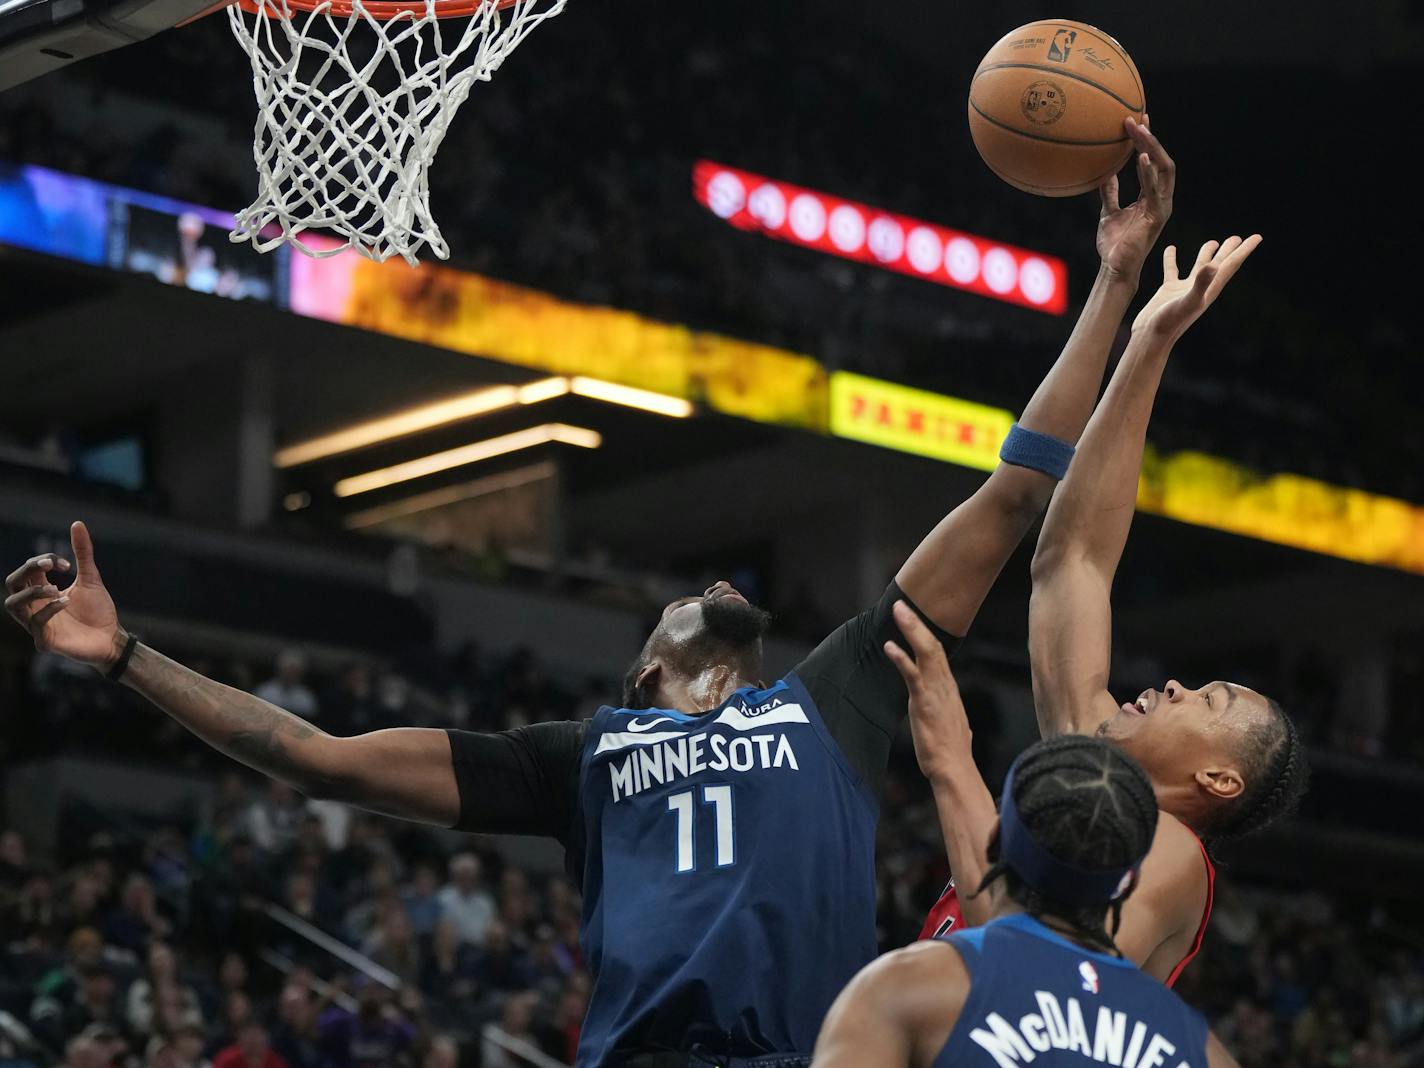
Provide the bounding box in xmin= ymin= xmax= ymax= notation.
xmin=6 ymin=119 xmax=1173 ymax=1068
xmin=915 ymin=225 xmax=1309 ymax=987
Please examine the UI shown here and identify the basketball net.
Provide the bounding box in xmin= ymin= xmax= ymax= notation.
xmin=228 ymin=0 xmax=565 ymax=264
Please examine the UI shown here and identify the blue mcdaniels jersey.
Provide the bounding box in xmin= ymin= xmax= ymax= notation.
xmin=936 ymin=915 xmax=1211 ymax=1068
xmin=574 ymin=674 xmax=880 ymax=1065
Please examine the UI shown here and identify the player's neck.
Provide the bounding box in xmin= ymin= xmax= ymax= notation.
xmin=1150 ymin=781 xmax=1210 ymax=836
xmin=992 ymin=904 xmax=1109 ymax=955
xmin=660 ymin=665 xmax=754 ymax=715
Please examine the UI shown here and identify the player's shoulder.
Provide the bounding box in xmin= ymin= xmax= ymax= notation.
xmin=880 ymin=939 xmax=971 ymax=989
xmin=1153 ymin=811 xmax=1208 ymax=867
xmin=852 ymin=940 xmax=971 ymax=1024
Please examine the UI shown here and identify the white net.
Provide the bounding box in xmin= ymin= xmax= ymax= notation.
xmin=228 ymin=0 xmax=565 ymax=264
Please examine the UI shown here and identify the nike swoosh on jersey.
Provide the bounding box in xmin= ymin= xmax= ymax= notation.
xmin=624 ymin=715 xmax=676 ymax=733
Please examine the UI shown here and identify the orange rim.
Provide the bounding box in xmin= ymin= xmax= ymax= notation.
xmin=236 ymin=0 xmax=521 ymax=19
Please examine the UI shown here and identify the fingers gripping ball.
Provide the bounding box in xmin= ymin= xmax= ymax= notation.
xmin=969 ymin=20 xmax=1145 ymax=197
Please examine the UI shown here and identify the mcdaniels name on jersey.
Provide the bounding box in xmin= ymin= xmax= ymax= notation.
xmin=597 ymin=697 xmax=805 ymax=803
xmin=969 ymin=987 xmax=1198 ymax=1068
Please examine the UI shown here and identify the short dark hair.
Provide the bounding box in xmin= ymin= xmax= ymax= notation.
xmin=1206 ymin=697 xmax=1309 ymax=841
xmin=976 ymin=735 xmax=1159 ymax=956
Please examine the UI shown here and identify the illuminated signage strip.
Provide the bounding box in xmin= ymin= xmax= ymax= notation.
xmin=1139 ymin=448 xmax=1424 ymax=575
xmin=830 ymin=372 xmax=1013 ymax=472
xmin=693 ymin=160 xmax=1068 ymax=315
xmin=289 ymin=247 xmax=830 ymax=432
xmin=830 ymin=370 xmax=1424 ymax=574
xmin=5 ymin=163 xmax=1422 ymax=573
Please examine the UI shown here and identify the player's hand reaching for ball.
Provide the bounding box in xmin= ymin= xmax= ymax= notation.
xmin=1133 ymin=234 xmax=1263 ymax=342
xmin=4 ymin=521 xmax=122 ymax=669
xmin=1097 ymin=116 xmax=1175 ymax=285
xmin=884 ymin=601 xmax=974 ymax=783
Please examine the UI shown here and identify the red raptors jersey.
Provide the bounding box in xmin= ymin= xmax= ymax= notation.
xmin=916 ymin=832 xmax=1217 ymax=988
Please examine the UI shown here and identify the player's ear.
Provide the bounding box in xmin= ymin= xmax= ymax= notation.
xmin=635 ymin=661 xmax=662 ymax=698
xmin=1194 ymin=765 xmax=1244 ymax=801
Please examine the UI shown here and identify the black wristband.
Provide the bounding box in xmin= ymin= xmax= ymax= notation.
xmin=106 ymin=631 xmax=139 ymax=682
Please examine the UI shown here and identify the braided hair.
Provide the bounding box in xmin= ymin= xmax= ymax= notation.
xmin=974 ymin=735 xmax=1160 ymax=956
xmin=1207 ymin=697 xmax=1309 ymax=841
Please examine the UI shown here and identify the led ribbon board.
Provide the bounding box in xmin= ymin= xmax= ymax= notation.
xmin=5 ymin=164 xmax=1423 ymax=573
xmin=693 ymin=160 xmax=1068 ymax=315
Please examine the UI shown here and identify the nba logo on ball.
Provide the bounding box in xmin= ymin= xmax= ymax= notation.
xmin=1047 ymin=28 xmax=1076 ymax=62
xmin=1079 ymin=961 xmax=1101 ymax=995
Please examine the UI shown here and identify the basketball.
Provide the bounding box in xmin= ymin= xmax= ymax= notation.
xmin=968 ymin=20 xmax=1145 ymax=197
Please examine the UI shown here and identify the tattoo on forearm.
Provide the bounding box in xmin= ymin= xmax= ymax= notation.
xmin=125 ymin=644 xmax=330 ymax=787
xmin=228 ymin=727 xmax=311 ymax=774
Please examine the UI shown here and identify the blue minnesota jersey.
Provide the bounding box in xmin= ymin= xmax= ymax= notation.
xmin=936 ymin=915 xmax=1210 ymax=1068
xmin=574 ymin=674 xmax=880 ymax=1065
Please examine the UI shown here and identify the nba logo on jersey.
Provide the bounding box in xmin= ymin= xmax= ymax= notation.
xmin=1079 ymin=960 xmax=1100 ymax=994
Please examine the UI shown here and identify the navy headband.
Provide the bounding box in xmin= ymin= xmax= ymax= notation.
xmin=998 ymin=758 xmax=1143 ymax=907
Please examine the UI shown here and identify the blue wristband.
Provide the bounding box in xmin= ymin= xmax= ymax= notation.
xmin=999 ymin=423 xmax=1075 ymax=480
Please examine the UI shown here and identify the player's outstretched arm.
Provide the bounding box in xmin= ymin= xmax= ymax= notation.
xmin=884 ymin=601 xmax=997 ymax=927
xmin=5 ymin=522 xmax=461 ymax=826
xmin=1029 ymin=236 xmax=1263 ymax=737
xmin=896 ymin=117 xmax=1173 ymax=638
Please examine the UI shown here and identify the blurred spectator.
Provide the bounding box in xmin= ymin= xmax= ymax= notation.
xmin=321 ymin=665 xmax=377 ymax=738
xmin=126 ymin=941 xmax=203 ymax=1039
xmin=550 ymin=984 xmax=588 ymax=1065
xmin=0 ymin=829 xmax=29 ymax=886
xmin=216 ymin=952 xmax=250 ymax=1003
xmin=104 ymin=874 xmax=170 ymax=953
xmin=254 ymin=651 xmax=319 ymax=721
xmin=212 ymin=1020 xmax=288 ymax=1068
xmin=30 ymin=962 xmax=126 ymax=1055
xmin=245 ymin=783 xmax=305 ymax=856
xmin=418 ymin=919 xmax=479 ymax=1004
xmin=268 ymin=987 xmax=320 ymax=1068
xmin=472 ymin=922 xmax=534 ymax=995
xmin=362 ymin=908 xmax=421 ymax=988
xmin=421 ymin=1036 xmax=459 ymax=1068
xmin=400 ymin=864 xmax=442 ymax=939
xmin=58 ymin=1034 xmax=108 ymax=1068
xmin=316 ymin=980 xmax=414 ymax=1068
xmin=435 ymin=855 xmax=494 ymax=948
xmin=480 ymin=992 xmax=540 ymax=1068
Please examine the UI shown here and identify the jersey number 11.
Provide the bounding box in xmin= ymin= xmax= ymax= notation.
xmin=667 ymin=785 xmax=737 ymax=873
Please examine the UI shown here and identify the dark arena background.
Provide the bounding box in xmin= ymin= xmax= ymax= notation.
xmin=2 ymin=1 xmax=1421 ymax=1066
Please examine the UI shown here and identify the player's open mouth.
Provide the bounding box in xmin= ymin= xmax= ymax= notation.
xmin=1120 ymin=695 xmax=1150 ymax=716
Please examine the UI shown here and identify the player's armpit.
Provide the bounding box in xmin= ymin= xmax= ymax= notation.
xmin=793 ymin=583 xmax=959 ymax=799
xmin=313 ymin=728 xmax=462 ymax=827
xmin=445 ymin=721 xmax=585 ymax=842
xmin=812 ymin=942 xmax=965 ymax=1068
xmin=1113 ymin=814 xmax=1210 ymax=983
xmin=1028 ymin=550 xmax=1122 ymax=737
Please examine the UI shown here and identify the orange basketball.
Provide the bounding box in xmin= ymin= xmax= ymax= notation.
xmin=968 ymin=20 xmax=1145 ymax=197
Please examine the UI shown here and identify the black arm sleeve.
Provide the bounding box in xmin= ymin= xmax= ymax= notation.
xmin=792 ymin=581 xmax=961 ymax=799
xmin=445 ymin=721 xmax=587 ymax=846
